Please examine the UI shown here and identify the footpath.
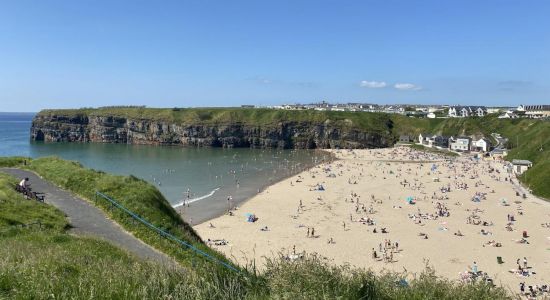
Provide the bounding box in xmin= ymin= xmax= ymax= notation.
xmin=1 ymin=168 xmax=175 ymax=266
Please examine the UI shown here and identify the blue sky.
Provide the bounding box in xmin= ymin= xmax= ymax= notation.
xmin=0 ymin=0 xmax=548 ymax=111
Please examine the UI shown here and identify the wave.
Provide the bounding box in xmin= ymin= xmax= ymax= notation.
xmin=173 ymin=187 xmax=220 ymax=207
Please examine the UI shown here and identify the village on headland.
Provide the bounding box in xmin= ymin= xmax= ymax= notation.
xmin=195 ymin=144 xmax=549 ymax=297
xmin=245 ymin=102 xmax=550 ymax=119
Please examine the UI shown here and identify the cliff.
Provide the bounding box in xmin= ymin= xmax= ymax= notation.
xmin=31 ymin=108 xmax=395 ymax=149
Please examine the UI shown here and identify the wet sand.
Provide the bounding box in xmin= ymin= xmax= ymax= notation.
xmin=177 ymin=150 xmax=333 ymax=225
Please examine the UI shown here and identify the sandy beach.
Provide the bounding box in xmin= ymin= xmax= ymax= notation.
xmin=195 ymin=147 xmax=550 ymax=292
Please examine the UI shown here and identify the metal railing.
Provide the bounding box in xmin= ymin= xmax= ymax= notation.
xmin=95 ymin=191 xmax=240 ymax=273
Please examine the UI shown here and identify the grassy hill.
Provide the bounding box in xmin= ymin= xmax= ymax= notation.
xmin=0 ymin=157 xmax=239 ymax=275
xmin=0 ymin=172 xmax=183 ymax=299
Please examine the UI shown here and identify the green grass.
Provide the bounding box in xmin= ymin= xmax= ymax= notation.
xmin=263 ymin=255 xmax=509 ymax=300
xmin=0 ymin=157 xmax=30 ymax=168
xmin=0 ymin=232 xmax=184 ymax=299
xmin=0 ymin=172 xmax=67 ymax=232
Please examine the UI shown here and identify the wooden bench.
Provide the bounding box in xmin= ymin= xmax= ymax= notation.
xmin=13 ymin=184 xmax=45 ymax=202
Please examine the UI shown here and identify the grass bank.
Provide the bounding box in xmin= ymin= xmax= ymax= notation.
xmin=0 ymin=172 xmax=246 ymax=299
xmin=0 ymin=157 xmax=246 ymax=284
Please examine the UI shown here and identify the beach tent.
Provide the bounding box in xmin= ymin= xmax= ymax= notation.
xmin=406 ymin=196 xmax=416 ymax=204
xmin=317 ymin=185 xmax=325 ymax=191
xmin=245 ymin=213 xmax=257 ymax=222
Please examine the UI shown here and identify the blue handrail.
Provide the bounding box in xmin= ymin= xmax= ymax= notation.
xmin=95 ymin=191 xmax=240 ymax=273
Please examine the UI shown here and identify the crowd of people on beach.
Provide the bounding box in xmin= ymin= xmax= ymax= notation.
xmin=196 ymin=146 xmax=548 ymax=298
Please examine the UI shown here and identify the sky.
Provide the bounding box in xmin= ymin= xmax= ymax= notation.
xmin=0 ymin=0 xmax=549 ymax=112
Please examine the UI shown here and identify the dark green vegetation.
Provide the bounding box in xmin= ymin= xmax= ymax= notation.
xmin=1 ymin=162 xmax=511 ymax=299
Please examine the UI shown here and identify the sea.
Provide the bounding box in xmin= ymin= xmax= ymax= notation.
xmin=0 ymin=112 xmax=325 ymax=224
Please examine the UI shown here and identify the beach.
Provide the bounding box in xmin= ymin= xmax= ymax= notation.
xmin=195 ymin=146 xmax=550 ymax=292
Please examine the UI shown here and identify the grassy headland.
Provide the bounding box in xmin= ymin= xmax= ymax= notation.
xmin=36 ymin=107 xmax=393 ymax=132
xmin=0 ymin=157 xmax=239 ymax=274
xmin=0 ymin=172 xmax=239 ymax=299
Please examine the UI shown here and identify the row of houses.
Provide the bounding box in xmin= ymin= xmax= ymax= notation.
xmin=448 ymin=106 xmax=488 ymax=117
xmin=267 ymin=102 xmax=448 ymax=115
xmin=270 ymin=102 xmax=409 ymax=113
xmin=498 ymin=105 xmax=550 ymax=119
xmin=414 ymin=133 xmax=493 ymax=152
xmin=446 ymin=104 xmax=549 ymax=119
xmin=263 ymin=102 xmax=548 ymax=119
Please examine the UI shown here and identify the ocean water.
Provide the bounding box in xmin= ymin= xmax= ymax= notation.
xmin=0 ymin=112 xmax=325 ymax=223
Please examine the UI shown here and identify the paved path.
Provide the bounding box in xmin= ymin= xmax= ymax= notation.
xmin=2 ymin=168 xmax=175 ymax=266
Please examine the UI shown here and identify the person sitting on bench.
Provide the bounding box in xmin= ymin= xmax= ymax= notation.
xmin=19 ymin=177 xmax=30 ymax=190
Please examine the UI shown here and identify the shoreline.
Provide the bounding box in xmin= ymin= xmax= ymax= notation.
xmin=195 ymin=146 xmax=550 ymax=292
xmin=181 ymin=149 xmax=337 ymax=226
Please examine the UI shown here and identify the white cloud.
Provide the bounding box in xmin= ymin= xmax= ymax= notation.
xmin=360 ymin=80 xmax=387 ymax=88
xmin=394 ymin=83 xmax=422 ymax=91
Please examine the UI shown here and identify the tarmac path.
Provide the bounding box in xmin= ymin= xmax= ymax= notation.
xmin=1 ymin=168 xmax=175 ymax=266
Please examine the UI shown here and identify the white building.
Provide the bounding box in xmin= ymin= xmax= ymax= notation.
xmin=498 ymin=111 xmax=519 ymax=119
xmin=427 ymin=112 xmax=436 ymax=119
xmin=517 ymin=105 xmax=550 ymax=118
xmin=511 ymin=159 xmax=533 ymax=175
xmin=418 ymin=133 xmax=435 ymax=147
xmin=449 ymin=136 xmax=471 ymax=151
xmin=472 ymin=138 xmax=492 ymax=152
xmin=448 ymin=106 xmax=487 ymax=118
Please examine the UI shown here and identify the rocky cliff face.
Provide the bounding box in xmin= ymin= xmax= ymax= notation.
xmin=31 ymin=114 xmax=392 ymax=149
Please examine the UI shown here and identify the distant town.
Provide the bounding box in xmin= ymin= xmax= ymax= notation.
xmin=242 ymin=102 xmax=550 ymax=119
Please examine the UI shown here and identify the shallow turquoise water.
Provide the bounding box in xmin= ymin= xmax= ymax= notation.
xmin=0 ymin=113 xmax=323 ymax=223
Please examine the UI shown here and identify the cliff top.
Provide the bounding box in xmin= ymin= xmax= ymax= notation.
xmin=36 ymin=107 xmax=395 ymax=132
